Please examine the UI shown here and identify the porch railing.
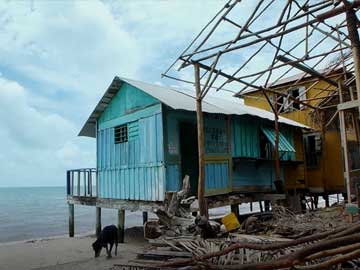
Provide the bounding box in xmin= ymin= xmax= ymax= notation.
xmin=66 ymin=168 xmax=97 ymax=197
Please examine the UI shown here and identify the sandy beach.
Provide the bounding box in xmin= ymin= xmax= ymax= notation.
xmin=0 ymin=228 xmax=147 ymax=270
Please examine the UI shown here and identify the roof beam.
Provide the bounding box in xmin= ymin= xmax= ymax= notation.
xmin=276 ymin=55 xmax=338 ymax=87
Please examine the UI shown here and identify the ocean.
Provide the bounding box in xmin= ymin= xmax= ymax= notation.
xmin=0 ymin=186 xmax=339 ymax=244
xmin=0 ymin=186 xmax=149 ymax=243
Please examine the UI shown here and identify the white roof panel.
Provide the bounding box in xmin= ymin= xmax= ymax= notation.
xmin=79 ymin=76 xmax=308 ymax=137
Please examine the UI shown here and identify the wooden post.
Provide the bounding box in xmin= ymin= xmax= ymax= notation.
xmin=68 ymin=203 xmax=74 ymax=237
xmin=77 ymin=171 xmax=80 ymax=196
xmin=346 ymin=7 xmax=360 ymax=208
xmin=346 ymin=8 xmax=360 ymax=114
xmin=273 ymin=94 xmax=283 ymax=193
xmin=230 ymin=204 xmax=239 ymax=218
xmin=338 ymin=81 xmax=352 ymax=204
xmin=96 ymin=207 xmax=101 ymax=237
xmin=264 ymin=200 xmax=270 ymax=211
xmin=117 ymin=209 xmax=125 ymax=243
xmin=250 ymin=202 xmax=253 ymax=212
xmin=324 ymin=195 xmax=330 ymax=208
xmin=259 ymin=201 xmax=264 ymax=213
xmin=314 ymin=195 xmax=319 ymax=209
xmin=320 ymin=111 xmax=328 ymax=200
xmin=142 ymin=211 xmax=148 ymax=225
xmin=194 ymin=63 xmax=208 ymax=217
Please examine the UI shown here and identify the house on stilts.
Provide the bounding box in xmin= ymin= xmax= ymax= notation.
xmin=66 ymin=76 xmax=307 ymax=240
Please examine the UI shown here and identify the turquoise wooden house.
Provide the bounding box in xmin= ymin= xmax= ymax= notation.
xmin=66 ymin=76 xmax=306 ymax=239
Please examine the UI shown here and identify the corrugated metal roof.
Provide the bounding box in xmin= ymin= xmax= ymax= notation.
xmin=238 ymin=68 xmax=344 ymax=95
xmin=261 ymin=126 xmax=296 ymax=152
xmin=79 ymin=76 xmax=308 ymax=138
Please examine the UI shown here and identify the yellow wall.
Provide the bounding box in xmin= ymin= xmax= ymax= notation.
xmin=284 ymin=130 xmax=306 ymax=190
xmin=243 ymin=78 xmax=345 ymax=194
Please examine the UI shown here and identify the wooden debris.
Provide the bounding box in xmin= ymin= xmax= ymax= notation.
xmin=194 ymin=215 xmax=220 ymax=239
xmin=144 ymin=220 xmax=162 ymax=239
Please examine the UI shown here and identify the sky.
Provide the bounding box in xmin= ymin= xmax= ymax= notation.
xmin=0 ymin=0 xmax=346 ymax=187
xmin=0 ymin=0 xmax=230 ymax=187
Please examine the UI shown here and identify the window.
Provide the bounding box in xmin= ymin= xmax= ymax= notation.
xmin=277 ymin=96 xmax=285 ymax=113
xmin=114 ymin=124 xmax=128 ymax=144
xmin=277 ymin=87 xmax=306 ymax=113
xmin=289 ymin=88 xmax=300 ymax=110
xmin=304 ymin=133 xmax=322 ymax=168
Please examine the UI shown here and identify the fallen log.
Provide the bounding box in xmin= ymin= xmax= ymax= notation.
xmin=205 ymin=234 xmax=360 ymax=270
xmin=304 ymin=242 xmax=360 ymax=261
xmin=294 ymin=249 xmax=360 ymax=270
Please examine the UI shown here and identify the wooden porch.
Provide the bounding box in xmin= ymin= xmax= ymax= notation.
xmin=66 ymin=168 xmax=285 ymax=241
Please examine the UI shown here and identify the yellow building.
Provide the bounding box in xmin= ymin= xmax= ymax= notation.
xmin=240 ymin=72 xmax=352 ymax=197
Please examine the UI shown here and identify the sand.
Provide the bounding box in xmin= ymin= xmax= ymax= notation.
xmin=0 ymin=228 xmax=147 ymax=270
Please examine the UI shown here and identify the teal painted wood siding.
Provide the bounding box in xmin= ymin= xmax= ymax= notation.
xmin=96 ymin=83 xmax=164 ymax=201
xmin=232 ymin=116 xmax=295 ymax=161
xmin=163 ymin=109 xmax=231 ymax=194
xmin=232 ymin=116 xmax=260 ymax=158
xmin=97 ymin=112 xmax=165 ymax=201
xmin=166 ymin=164 xmax=180 ymax=191
xmin=232 ymin=160 xmax=283 ymax=190
xmin=205 ymin=162 xmax=229 ymax=193
xmin=279 ymin=125 xmax=296 ymax=161
xmin=99 ymin=82 xmax=159 ymax=124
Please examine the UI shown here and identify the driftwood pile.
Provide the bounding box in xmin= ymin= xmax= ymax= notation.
xmin=114 ymin=204 xmax=360 ymax=270
xmin=153 ymin=221 xmax=360 ymax=269
xmin=116 ymin=174 xmax=360 ymax=269
xmin=145 ymin=176 xmax=220 ymax=239
xmin=240 ymin=205 xmax=348 ymax=238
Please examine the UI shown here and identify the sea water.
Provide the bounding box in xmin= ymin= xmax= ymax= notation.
xmin=0 ymin=186 xmax=147 ymax=243
xmin=0 ymin=186 xmax=340 ymax=243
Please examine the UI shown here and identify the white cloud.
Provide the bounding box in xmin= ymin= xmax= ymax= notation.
xmin=0 ymin=1 xmax=140 ymax=96
xmin=0 ymin=0 xmax=266 ymax=187
xmin=0 ymin=76 xmax=94 ymax=187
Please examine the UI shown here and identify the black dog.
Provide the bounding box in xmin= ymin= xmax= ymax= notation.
xmin=92 ymin=225 xmax=118 ymax=258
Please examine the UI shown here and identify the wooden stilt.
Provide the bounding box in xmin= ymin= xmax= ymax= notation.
xmin=194 ymin=63 xmax=208 ymax=218
xmin=259 ymin=201 xmax=264 ymax=213
xmin=324 ymin=195 xmax=330 ymax=208
xmin=96 ymin=207 xmax=101 ymax=237
xmin=230 ymin=204 xmax=240 ymax=218
xmin=250 ymin=202 xmax=253 ymax=212
xmin=68 ymin=203 xmax=74 ymax=237
xmin=314 ymin=196 xmax=319 ymax=209
xmin=118 ymin=209 xmax=125 ymax=243
xmin=310 ymin=197 xmax=315 ymax=211
xmin=142 ymin=211 xmax=148 ymax=225
xmin=264 ymin=200 xmax=270 ymax=212
xmin=320 ymin=111 xmax=328 ymax=197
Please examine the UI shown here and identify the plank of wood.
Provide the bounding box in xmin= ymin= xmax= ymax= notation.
xmin=137 ymin=250 xmax=192 ymax=260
